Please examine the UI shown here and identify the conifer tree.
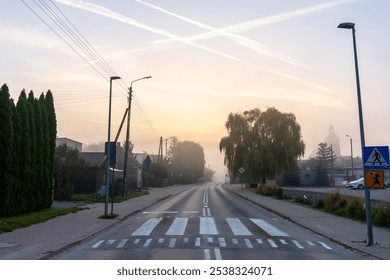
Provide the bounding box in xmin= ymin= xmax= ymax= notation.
xmin=0 ymin=84 xmax=14 ymax=216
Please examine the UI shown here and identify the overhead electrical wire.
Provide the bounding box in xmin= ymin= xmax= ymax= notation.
xmin=20 ymin=0 xmax=159 ymax=138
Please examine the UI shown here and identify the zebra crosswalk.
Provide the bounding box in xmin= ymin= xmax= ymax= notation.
xmin=90 ymin=217 xmax=333 ymax=252
xmin=91 ymin=236 xmax=333 ymax=251
xmin=131 ymin=216 xmax=289 ymax=237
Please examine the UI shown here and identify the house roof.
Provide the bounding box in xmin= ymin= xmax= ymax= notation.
xmin=79 ymin=152 xmax=106 ymax=167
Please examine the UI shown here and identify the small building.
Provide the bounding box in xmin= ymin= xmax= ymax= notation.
xmin=56 ymin=137 xmax=83 ymax=151
xmin=69 ymin=152 xmax=106 ymax=194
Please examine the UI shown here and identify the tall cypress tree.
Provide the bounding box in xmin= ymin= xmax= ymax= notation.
xmin=0 ymin=84 xmax=14 ymax=216
xmin=26 ymin=91 xmax=37 ymax=211
xmin=32 ymin=97 xmax=44 ymax=209
xmin=45 ymin=90 xmax=57 ymax=207
xmin=39 ymin=93 xmax=51 ymax=207
xmin=17 ymin=90 xmax=33 ymax=213
xmin=11 ymin=97 xmax=25 ymax=214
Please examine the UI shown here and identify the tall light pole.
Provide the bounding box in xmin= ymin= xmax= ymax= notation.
xmin=122 ymin=76 xmax=151 ymax=195
xmin=105 ymin=76 xmax=121 ymax=217
xmin=346 ymin=134 xmax=354 ymax=179
xmin=338 ymin=22 xmax=373 ymax=246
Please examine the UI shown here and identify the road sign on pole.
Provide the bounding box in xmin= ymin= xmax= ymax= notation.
xmin=363 ymin=146 xmax=389 ymax=170
xmin=364 ymin=170 xmax=385 ymax=189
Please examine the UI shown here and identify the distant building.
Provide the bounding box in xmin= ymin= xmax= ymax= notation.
xmin=309 ymin=124 xmax=341 ymax=158
xmin=324 ymin=124 xmax=341 ymax=158
xmin=56 ymin=137 xmax=82 ymax=151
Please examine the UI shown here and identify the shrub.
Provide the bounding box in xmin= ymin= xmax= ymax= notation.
xmin=345 ymin=197 xmax=365 ymax=221
xmin=323 ymin=191 xmax=347 ymax=213
xmin=372 ymin=203 xmax=390 ymax=227
xmin=256 ymin=185 xmax=278 ymax=196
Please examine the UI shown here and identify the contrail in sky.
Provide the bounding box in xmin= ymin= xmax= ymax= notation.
xmin=54 ymin=0 xmax=342 ymax=92
xmin=135 ymin=0 xmax=302 ymax=67
xmin=182 ymin=0 xmax=357 ymax=41
xmin=54 ymin=0 xmax=243 ymax=63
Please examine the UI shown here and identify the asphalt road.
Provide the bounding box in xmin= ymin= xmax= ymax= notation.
xmin=53 ymin=181 xmax=374 ymax=260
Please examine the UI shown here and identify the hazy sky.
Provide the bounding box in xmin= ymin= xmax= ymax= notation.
xmin=2 ymin=0 xmax=390 ymax=176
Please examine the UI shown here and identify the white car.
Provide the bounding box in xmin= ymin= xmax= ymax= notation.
xmin=349 ymin=178 xmax=365 ymax=189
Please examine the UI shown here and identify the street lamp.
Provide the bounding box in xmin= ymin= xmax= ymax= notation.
xmin=346 ymin=134 xmax=354 ymax=179
xmin=338 ymin=22 xmax=373 ymax=246
xmin=122 ymin=76 xmax=152 ymax=195
xmin=104 ymin=76 xmax=121 ymax=217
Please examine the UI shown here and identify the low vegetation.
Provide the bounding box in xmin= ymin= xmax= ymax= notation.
xmin=0 ymin=191 xmax=149 ymax=233
xmin=0 ymin=207 xmax=83 ymax=233
xmin=256 ymin=185 xmax=390 ymax=228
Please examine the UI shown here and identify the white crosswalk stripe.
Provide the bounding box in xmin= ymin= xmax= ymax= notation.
xmin=226 ymin=218 xmax=252 ymax=235
xmin=200 ymin=217 xmax=218 ymax=235
xmin=91 ymin=217 xmax=333 ymax=252
xmin=250 ymin=218 xmax=289 ymax=236
xmin=166 ymin=218 xmax=188 ymax=235
xmin=131 ymin=218 xmax=162 ymax=236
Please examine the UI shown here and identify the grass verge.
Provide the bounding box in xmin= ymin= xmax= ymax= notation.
xmin=0 ymin=191 xmax=149 ymax=233
xmin=0 ymin=207 xmax=84 ymax=234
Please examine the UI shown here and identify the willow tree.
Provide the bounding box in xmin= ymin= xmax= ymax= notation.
xmin=220 ymin=107 xmax=305 ymax=184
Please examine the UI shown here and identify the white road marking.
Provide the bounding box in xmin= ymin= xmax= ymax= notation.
xmin=204 ymin=249 xmax=211 ymax=260
xmin=143 ymin=238 xmax=152 ymax=248
xmin=232 ymin=238 xmax=238 ymax=245
xmin=131 ymin=218 xmax=163 ymax=236
xmin=279 ymin=239 xmax=288 ymax=245
xmin=158 ymin=238 xmax=164 ymax=244
xmin=244 ymin=238 xmax=253 ymax=248
xmin=106 ymin=239 xmax=115 ymax=245
xmin=226 ymin=218 xmax=252 ymax=235
xmin=214 ymin=248 xmax=222 ymax=260
xmin=256 ymin=239 xmax=263 ymax=245
xmin=292 ymin=240 xmax=304 ymax=249
xmin=306 ymin=241 xmax=315 ymax=246
xmin=218 ymin=237 xmax=226 ymax=247
xmin=133 ymin=239 xmax=140 ymax=244
xmin=208 ymin=237 xmax=214 ymax=243
xmin=163 ymin=211 xmax=179 ymax=214
xmin=169 ymin=238 xmax=176 ymax=248
xmin=200 ymin=217 xmax=218 ymax=235
xmin=183 ymin=211 xmax=198 ymax=214
xmin=318 ymin=241 xmax=332 ymax=250
xmin=166 ymin=217 xmax=188 ymax=235
xmin=268 ymin=239 xmax=278 ymax=248
xmin=195 ymin=237 xmax=201 ymax=247
xmin=250 ymin=218 xmax=289 ymax=237
xmin=116 ymin=239 xmax=128 ymax=248
xmin=92 ymin=240 xmax=104 ymax=248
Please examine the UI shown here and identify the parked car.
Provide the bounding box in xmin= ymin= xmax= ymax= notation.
xmin=339 ymin=180 xmax=350 ymax=188
xmin=349 ymin=178 xmax=365 ymax=189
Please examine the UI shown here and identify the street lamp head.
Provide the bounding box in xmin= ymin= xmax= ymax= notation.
xmin=110 ymin=76 xmax=121 ymax=81
xmin=338 ymin=22 xmax=355 ymax=29
xmin=145 ymin=76 xmax=152 ymax=79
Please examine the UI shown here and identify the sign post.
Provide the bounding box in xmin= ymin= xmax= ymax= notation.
xmin=239 ymin=167 xmax=245 ymax=193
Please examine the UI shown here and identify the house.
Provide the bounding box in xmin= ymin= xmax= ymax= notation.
xmin=56 ymin=137 xmax=82 ymax=151
xmin=69 ymin=152 xmax=106 ymax=194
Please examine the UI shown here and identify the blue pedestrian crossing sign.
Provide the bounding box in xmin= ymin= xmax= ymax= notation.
xmin=363 ymin=146 xmax=389 ymax=170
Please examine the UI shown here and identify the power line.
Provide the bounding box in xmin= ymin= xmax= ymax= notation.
xmin=20 ymin=0 xmax=160 ymax=136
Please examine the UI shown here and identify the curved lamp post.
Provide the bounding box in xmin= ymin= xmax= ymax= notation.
xmin=338 ymin=22 xmax=373 ymax=246
xmin=122 ymin=76 xmax=152 ymax=195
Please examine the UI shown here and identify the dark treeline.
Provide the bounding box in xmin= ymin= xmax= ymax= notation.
xmin=0 ymin=83 xmax=57 ymax=216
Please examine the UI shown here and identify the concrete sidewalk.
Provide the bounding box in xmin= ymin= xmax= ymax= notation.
xmin=224 ymin=184 xmax=390 ymax=260
xmin=0 ymin=185 xmax=190 ymax=260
